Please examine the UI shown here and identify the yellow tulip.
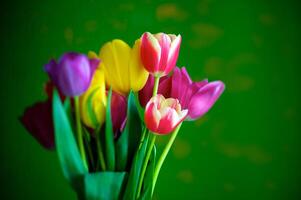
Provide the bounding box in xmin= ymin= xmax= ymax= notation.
xmin=80 ymin=53 xmax=106 ymax=128
xmin=97 ymin=39 xmax=149 ymax=94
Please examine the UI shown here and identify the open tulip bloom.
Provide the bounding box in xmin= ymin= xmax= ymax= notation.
xmin=20 ymin=32 xmax=225 ymax=200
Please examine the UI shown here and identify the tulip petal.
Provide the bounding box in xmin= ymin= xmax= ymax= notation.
xmin=89 ymin=58 xmax=100 ymax=74
xmin=141 ymin=32 xmax=161 ymax=74
xmin=111 ymin=91 xmax=127 ymax=136
xmin=171 ymin=67 xmax=191 ymax=108
xmin=164 ymin=35 xmax=181 ymax=74
xmin=155 ymin=33 xmax=171 ymax=74
xmin=145 ymin=102 xmax=160 ymax=132
xmin=129 ymin=39 xmax=149 ymax=91
xmin=187 ymin=81 xmax=225 ymax=120
xmin=44 ymin=59 xmax=58 ymax=84
xmin=158 ymin=76 xmax=172 ymax=97
xmin=99 ymin=40 xmax=131 ymax=94
xmin=20 ymin=100 xmax=54 ymax=149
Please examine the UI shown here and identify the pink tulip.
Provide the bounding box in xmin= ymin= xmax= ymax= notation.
xmin=171 ymin=67 xmax=225 ymax=120
xmin=144 ymin=95 xmax=188 ymax=134
xmin=140 ymin=32 xmax=181 ymax=77
xmin=139 ymin=67 xmax=225 ymax=120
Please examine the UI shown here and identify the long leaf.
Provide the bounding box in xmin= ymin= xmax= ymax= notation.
xmin=52 ymin=90 xmax=88 ymax=188
xmin=84 ymin=172 xmax=127 ymax=200
xmin=116 ymin=91 xmax=143 ymax=171
xmin=123 ymin=134 xmax=149 ymax=200
xmin=104 ymin=88 xmax=115 ymax=171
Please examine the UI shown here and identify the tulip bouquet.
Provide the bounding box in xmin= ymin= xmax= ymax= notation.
xmin=20 ymin=32 xmax=225 ymax=200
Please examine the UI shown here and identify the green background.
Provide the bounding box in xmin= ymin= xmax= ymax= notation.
xmin=1 ymin=0 xmax=300 ymax=199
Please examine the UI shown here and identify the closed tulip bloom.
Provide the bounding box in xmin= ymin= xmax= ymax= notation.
xmin=44 ymin=52 xmax=100 ymax=97
xmin=144 ymin=95 xmax=188 ymax=134
xmin=91 ymin=39 xmax=149 ymax=94
xmin=20 ymin=81 xmax=64 ymax=149
xmin=110 ymin=91 xmax=127 ymax=136
xmin=140 ymin=32 xmax=181 ymax=77
xmin=20 ymin=100 xmax=54 ymax=149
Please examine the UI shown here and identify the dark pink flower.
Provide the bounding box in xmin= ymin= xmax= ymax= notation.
xmin=139 ymin=67 xmax=225 ymax=120
xmin=111 ymin=91 xmax=127 ymax=136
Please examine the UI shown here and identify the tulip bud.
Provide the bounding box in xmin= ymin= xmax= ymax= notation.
xmin=20 ymin=100 xmax=54 ymax=149
xmin=144 ymin=94 xmax=187 ymax=134
xmin=44 ymin=52 xmax=100 ymax=97
xmin=140 ymin=32 xmax=181 ymax=77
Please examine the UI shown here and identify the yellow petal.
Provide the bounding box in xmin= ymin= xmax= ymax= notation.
xmin=129 ymin=39 xmax=149 ymax=91
xmin=80 ymin=67 xmax=106 ymax=128
xmin=99 ymin=39 xmax=131 ymax=94
xmin=88 ymin=51 xmax=99 ymax=59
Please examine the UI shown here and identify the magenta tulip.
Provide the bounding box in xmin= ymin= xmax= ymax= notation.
xmin=144 ymin=95 xmax=188 ymax=134
xmin=140 ymin=32 xmax=181 ymax=77
xmin=138 ymin=75 xmax=171 ymax=107
xmin=111 ymin=91 xmax=127 ymax=136
xmin=139 ymin=67 xmax=225 ymax=120
xmin=44 ymin=52 xmax=100 ymax=97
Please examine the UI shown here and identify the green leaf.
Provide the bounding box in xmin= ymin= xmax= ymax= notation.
xmin=52 ymin=90 xmax=88 ymax=188
xmin=139 ymin=146 xmax=156 ymax=200
xmin=84 ymin=172 xmax=127 ymax=200
xmin=123 ymin=134 xmax=149 ymax=200
xmin=116 ymin=91 xmax=143 ymax=171
xmin=104 ymin=88 xmax=115 ymax=171
xmin=134 ymin=92 xmax=145 ymax=123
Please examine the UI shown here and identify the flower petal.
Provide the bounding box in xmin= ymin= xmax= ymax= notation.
xmin=129 ymin=39 xmax=149 ymax=91
xmin=20 ymin=100 xmax=54 ymax=149
xmin=145 ymin=102 xmax=161 ymax=132
xmin=155 ymin=33 xmax=171 ymax=74
xmin=164 ymin=34 xmax=181 ymax=74
xmin=99 ymin=40 xmax=131 ymax=94
xmin=187 ymin=81 xmax=225 ymax=120
xmin=141 ymin=32 xmax=161 ymax=73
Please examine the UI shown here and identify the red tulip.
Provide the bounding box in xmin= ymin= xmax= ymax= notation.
xmin=140 ymin=32 xmax=181 ymax=77
xmin=144 ymin=95 xmax=187 ymax=134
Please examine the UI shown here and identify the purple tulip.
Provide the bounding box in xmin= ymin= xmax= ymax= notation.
xmin=138 ymin=67 xmax=225 ymax=120
xmin=44 ymin=52 xmax=100 ymax=97
xmin=20 ymin=100 xmax=54 ymax=149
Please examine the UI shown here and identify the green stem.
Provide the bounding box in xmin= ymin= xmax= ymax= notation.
xmin=152 ymin=76 xmax=160 ymax=96
xmin=136 ymin=133 xmax=156 ymax=199
xmin=84 ymin=135 xmax=95 ymax=170
xmin=74 ymin=96 xmax=88 ymax=170
xmin=96 ymin=132 xmax=106 ymax=171
xmin=152 ymin=123 xmax=182 ymax=194
xmin=136 ymin=75 xmax=160 ymax=198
